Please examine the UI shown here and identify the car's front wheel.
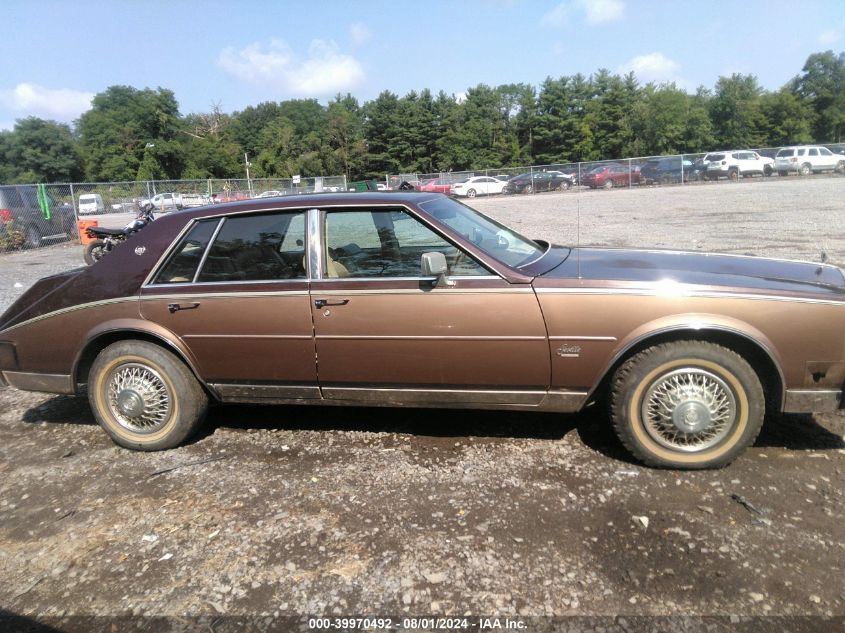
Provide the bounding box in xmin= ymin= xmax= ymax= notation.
xmin=603 ymin=179 xmax=614 ymax=189
xmin=799 ymin=163 xmax=812 ymax=176
xmin=609 ymin=341 xmax=764 ymax=469
xmin=88 ymin=340 xmax=208 ymax=451
xmin=466 ymin=188 xmax=476 ymax=198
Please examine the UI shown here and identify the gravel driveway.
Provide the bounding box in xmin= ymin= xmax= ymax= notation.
xmin=0 ymin=177 xmax=843 ymax=630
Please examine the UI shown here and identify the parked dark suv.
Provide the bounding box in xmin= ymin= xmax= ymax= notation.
xmin=640 ymin=157 xmax=694 ymax=185
xmin=0 ymin=185 xmax=76 ymax=248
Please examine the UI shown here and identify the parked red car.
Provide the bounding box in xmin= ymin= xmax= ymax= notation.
xmin=416 ymin=178 xmax=458 ymax=194
xmin=582 ymin=163 xmax=640 ymax=189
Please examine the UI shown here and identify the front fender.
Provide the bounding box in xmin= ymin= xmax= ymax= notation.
xmin=589 ymin=312 xmax=786 ymax=400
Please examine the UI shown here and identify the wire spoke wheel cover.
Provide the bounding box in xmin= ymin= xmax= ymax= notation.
xmin=640 ymin=367 xmax=736 ymax=452
xmin=105 ymin=362 xmax=172 ymax=434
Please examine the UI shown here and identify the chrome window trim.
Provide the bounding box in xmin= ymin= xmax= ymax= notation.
xmin=141 ymin=200 xmax=524 ymax=288
xmin=192 ymin=217 xmax=226 ymax=283
xmin=143 ymin=280 xmax=310 ymax=289
xmin=309 ymin=275 xmax=502 ymax=283
xmin=141 ymin=291 xmax=310 ymax=300
xmin=307 ymin=208 xmax=323 ymax=280
xmin=306 ymin=288 xmax=535 ymax=296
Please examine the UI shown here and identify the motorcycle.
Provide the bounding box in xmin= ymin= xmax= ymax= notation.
xmin=83 ymin=207 xmax=156 ymax=265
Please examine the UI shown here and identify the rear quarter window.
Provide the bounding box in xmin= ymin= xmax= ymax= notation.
xmin=152 ymin=219 xmax=219 ymax=284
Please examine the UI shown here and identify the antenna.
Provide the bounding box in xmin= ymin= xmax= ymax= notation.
xmin=576 ymin=162 xmax=581 ymax=279
xmin=576 ymin=196 xmax=581 ymax=279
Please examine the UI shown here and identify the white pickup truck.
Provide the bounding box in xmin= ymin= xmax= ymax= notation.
xmin=140 ymin=192 xmax=207 ymax=212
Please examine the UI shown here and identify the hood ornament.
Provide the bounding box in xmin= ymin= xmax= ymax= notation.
xmin=134 ymin=246 xmax=146 ymax=255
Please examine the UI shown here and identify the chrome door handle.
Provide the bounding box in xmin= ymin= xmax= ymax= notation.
xmin=314 ymin=298 xmax=349 ymax=309
xmin=167 ymin=302 xmax=200 ymax=313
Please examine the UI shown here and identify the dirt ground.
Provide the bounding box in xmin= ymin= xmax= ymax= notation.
xmin=0 ymin=177 xmax=844 ymax=631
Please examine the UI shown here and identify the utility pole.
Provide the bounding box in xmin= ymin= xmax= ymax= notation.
xmin=244 ymin=153 xmax=253 ymax=197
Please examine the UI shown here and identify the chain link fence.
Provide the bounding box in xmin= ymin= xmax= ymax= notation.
xmin=0 ymin=175 xmax=347 ymax=254
xmin=388 ymin=144 xmax=845 ymax=195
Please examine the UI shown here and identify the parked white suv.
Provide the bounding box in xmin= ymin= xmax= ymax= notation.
xmin=774 ymin=145 xmax=845 ymax=176
xmin=705 ymin=150 xmax=774 ymax=181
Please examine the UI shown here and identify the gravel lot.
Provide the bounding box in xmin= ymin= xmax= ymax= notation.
xmin=0 ymin=177 xmax=844 ymax=630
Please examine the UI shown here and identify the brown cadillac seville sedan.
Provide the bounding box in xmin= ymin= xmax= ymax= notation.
xmin=0 ymin=192 xmax=843 ymax=468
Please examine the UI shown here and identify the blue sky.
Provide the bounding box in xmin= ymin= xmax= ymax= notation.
xmin=2 ymin=0 xmax=844 ymax=130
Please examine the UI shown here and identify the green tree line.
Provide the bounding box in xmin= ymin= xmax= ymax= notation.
xmin=1 ymin=50 xmax=844 ymax=184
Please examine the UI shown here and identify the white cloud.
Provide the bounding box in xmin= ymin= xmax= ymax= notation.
xmin=542 ymin=3 xmax=571 ymax=26
xmin=218 ymin=38 xmax=364 ymax=97
xmin=617 ymin=52 xmax=682 ymax=83
xmin=0 ymin=83 xmax=93 ymax=121
xmin=818 ymin=29 xmax=838 ymax=45
xmin=349 ymin=22 xmax=371 ymax=47
xmin=581 ymin=0 xmax=624 ymax=24
xmin=542 ymin=0 xmax=624 ymax=27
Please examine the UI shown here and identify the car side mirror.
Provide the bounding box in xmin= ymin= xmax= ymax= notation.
xmin=421 ymin=252 xmax=454 ymax=287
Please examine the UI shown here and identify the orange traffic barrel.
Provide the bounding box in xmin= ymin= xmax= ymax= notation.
xmin=78 ymin=220 xmax=99 ymax=245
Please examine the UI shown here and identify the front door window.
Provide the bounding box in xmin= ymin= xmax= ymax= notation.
xmin=323 ymin=209 xmax=489 ymax=278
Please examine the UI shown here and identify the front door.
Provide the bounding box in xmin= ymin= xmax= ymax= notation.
xmin=140 ymin=210 xmax=318 ymax=400
xmin=309 ymin=207 xmax=551 ymax=406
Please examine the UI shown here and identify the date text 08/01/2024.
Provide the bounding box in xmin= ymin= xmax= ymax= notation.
xmin=307 ymin=617 xmax=527 ymax=630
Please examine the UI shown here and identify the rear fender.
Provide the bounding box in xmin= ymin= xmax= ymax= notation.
xmin=72 ymin=318 xmax=208 ymax=392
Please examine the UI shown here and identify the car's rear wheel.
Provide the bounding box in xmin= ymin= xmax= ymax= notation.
xmin=524 ymin=185 xmax=533 ymax=194
xmin=24 ymin=224 xmax=42 ymax=249
xmin=88 ymin=340 xmax=208 ymax=451
xmin=466 ymin=188 xmax=477 ymax=198
xmin=836 ymin=160 xmax=845 ymax=173
xmin=609 ymin=341 xmax=764 ymax=469
xmin=799 ymin=163 xmax=812 ymax=176
xmin=603 ymin=179 xmax=614 ymax=189
xmin=83 ymin=240 xmax=108 ymax=265
xmin=764 ymin=165 xmax=773 ymax=176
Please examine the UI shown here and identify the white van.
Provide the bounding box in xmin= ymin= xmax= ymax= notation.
xmin=78 ymin=193 xmax=105 ymax=215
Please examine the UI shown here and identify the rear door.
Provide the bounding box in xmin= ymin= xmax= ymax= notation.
xmin=140 ymin=211 xmax=318 ymax=399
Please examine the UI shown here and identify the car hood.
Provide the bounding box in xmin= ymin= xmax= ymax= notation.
xmin=538 ymin=247 xmax=845 ymax=298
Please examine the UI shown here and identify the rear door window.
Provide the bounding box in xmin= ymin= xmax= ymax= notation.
xmin=808 ymin=148 xmax=818 ymax=156
xmin=196 ymin=212 xmax=307 ymax=282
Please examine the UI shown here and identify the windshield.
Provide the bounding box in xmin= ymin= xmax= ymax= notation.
xmin=418 ymin=196 xmax=545 ymax=268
